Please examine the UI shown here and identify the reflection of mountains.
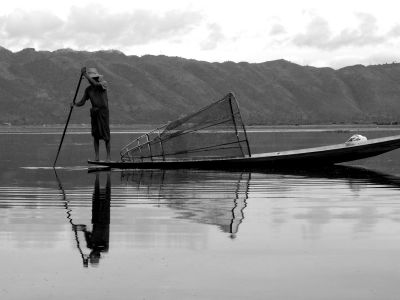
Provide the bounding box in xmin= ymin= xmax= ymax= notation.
xmin=121 ymin=170 xmax=250 ymax=237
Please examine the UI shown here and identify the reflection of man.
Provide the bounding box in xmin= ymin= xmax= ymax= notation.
xmin=76 ymin=172 xmax=111 ymax=267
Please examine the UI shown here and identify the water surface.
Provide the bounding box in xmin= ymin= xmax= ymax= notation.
xmin=1 ymin=126 xmax=400 ymax=299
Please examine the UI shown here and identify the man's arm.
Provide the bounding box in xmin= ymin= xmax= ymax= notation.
xmin=74 ymin=88 xmax=88 ymax=107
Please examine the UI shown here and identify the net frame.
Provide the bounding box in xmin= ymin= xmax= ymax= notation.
xmin=120 ymin=92 xmax=251 ymax=162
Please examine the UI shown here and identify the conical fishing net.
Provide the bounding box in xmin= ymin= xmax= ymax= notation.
xmin=120 ymin=93 xmax=251 ymax=162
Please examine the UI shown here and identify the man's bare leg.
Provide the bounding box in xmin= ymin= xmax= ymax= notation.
xmin=94 ymin=138 xmax=100 ymax=161
xmin=105 ymin=140 xmax=111 ymax=161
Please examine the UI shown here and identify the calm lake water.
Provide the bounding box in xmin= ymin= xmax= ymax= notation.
xmin=1 ymin=126 xmax=400 ymax=299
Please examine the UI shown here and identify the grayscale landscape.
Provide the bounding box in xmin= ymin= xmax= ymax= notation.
xmin=2 ymin=1 xmax=400 ymax=299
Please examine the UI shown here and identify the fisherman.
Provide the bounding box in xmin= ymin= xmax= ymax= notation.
xmin=74 ymin=67 xmax=111 ymax=161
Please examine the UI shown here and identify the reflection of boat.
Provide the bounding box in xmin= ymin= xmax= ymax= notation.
xmin=114 ymin=165 xmax=400 ymax=236
xmin=45 ymin=165 xmax=400 ymax=250
xmin=120 ymin=170 xmax=250 ymax=237
xmin=89 ymin=93 xmax=400 ymax=170
xmin=272 ymin=164 xmax=400 ymax=188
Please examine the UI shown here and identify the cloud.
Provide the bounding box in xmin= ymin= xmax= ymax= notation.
xmin=293 ymin=13 xmax=386 ymax=50
xmin=269 ymin=24 xmax=286 ymax=36
xmin=66 ymin=7 xmax=203 ymax=46
xmin=329 ymin=13 xmax=385 ymax=48
xmin=1 ymin=9 xmax=63 ymax=38
xmin=200 ymin=23 xmax=225 ymax=50
xmin=327 ymin=51 xmax=400 ymax=69
xmin=388 ymin=24 xmax=400 ymax=37
xmin=364 ymin=52 xmax=400 ymax=65
xmin=65 ymin=6 xmax=132 ymax=43
xmin=292 ymin=16 xmax=332 ymax=48
xmin=0 ymin=6 xmax=203 ymax=50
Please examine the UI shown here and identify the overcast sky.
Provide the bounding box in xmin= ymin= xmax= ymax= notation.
xmin=1 ymin=0 xmax=400 ymax=68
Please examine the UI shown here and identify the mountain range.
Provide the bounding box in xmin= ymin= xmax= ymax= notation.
xmin=1 ymin=46 xmax=400 ymax=125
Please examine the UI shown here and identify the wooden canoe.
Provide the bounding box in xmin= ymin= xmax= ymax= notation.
xmin=88 ymin=135 xmax=400 ymax=170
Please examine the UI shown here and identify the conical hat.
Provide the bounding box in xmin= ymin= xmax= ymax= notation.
xmin=87 ymin=68 xmax=102 ymax=78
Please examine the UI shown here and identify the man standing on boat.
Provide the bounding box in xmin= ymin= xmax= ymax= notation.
xmin=74 ymin=67 xmax=111 ymax=161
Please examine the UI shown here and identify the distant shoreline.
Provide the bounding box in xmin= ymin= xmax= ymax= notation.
xmin=1 ymin=124 xmax=400 ymax=134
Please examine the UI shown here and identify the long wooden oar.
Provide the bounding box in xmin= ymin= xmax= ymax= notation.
xmin=53 ymin=74 xmax=83 ymax=167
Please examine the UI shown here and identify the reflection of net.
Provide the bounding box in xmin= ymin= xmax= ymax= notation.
xmin=120 ymin=169 xmax=250 ymax=236
xmin=120 ymin=93 xmax=251 ymax=162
